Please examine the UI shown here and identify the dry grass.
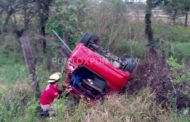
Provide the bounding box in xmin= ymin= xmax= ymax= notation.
xmin=1 ymin=84 xmax=189 ymax=122
xmin=19 ymin=87 xmax=185 ymax=122
xmin=77 ymin=89 xmax=189 ymax=122
xmin=81 ymin=89 xmax=156 ymax=122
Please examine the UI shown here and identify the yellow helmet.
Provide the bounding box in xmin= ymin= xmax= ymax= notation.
xmin=48 ymin=72 xmax=62 ymax=83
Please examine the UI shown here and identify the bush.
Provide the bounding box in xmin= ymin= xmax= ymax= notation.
xmin=0 ymin=83 xmax=35 ymax=122
xmin=167 ymin=56 xmax=190 ymax=84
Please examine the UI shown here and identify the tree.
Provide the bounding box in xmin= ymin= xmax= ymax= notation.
xmin=145 ymin=0 xmax=166 ymax=52
xmin=0 ymin=0 xmax=35 ymax=37
xmin=36 ymin=0 xmax=52 ymax=53
xmin=163 ymin=0 xmax=181 ymax=24
xmin=145 ymin=0 xmax=154 ymax=49
xmin=164 ymin=0 xmax=190 ymax=27
xmin=0 ymin=0 xmax=40 ymax=96
xmin=46 ymin=0 xmax=88 ymax=49
xmin=180 ymin=0 xmax=190 ymax=27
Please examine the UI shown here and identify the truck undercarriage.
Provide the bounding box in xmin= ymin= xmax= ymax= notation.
xmin=58 ymin=32 xmax=137 ymax=103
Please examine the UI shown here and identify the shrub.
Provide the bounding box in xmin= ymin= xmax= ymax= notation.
xmin=167 ymin=56 xmax=190 ymax=84
xmin=0 ymin=83 xmax=34 ymax=122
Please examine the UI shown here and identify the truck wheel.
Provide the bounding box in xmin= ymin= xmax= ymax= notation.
xmin=121 ymin=54 xmax=137 ymax=73
xmin=80 ymin=33 xmax=99 ymax=46
xmin=80 ymin=32 xmax=91 ymax=45
xmin=123 ymin=58 xmax=137 ymax=73
xmin=89 ymin=34 xmax=99 ymax=45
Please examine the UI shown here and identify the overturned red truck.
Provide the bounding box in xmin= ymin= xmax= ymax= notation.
xmin=59 ymin=33 xmax=137 ymax=104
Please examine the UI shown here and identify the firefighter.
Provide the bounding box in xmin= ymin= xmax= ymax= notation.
xmin=39 ymin=72 xmax=63 ymax=117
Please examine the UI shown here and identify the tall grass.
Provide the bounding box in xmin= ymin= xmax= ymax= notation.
xmin=6 ymin=88 xmax=189 ymax=122
xmin=0 ymin=1 xmax=190 ymax=121
xmin=0 ymin=64 xmax=29 ymax=84
xmin=0 ymin=83 xmax=35 ymax=122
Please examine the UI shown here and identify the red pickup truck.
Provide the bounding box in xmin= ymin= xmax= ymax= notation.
xmin=61 ymin=33 xmax=137 ymax=104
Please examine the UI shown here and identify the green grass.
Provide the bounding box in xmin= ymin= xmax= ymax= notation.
xmin=113 ymin=39 xmax=146 ymax=58
xmin=0 ymin=48 xmax=29 ymax=84
xmin=0 ymin=20 xmax=190 ymax=122
xmin=153 ymin=21 xmax=190 ymax=42
xmin=0 ymin=64 xmax=29 ymax=84
xmin=11 ymin=88 xmax=190 ymax=122
xmin=0 ymin=52 xmax=189 ymax=122
xmin=174 ymin=42 xmax=190 ymax=61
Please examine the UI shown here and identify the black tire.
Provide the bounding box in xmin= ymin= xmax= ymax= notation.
xmin=80 ymin=32 xmax=91 ymax=45
xmin=89 ymin=34 xmax=99 ymax=45
xmin=80 ymin=33 xmax=99 ymax=46
xmin=121 ymin=54 xmax=137 ymax=73
xmin=123 ymin=58 xmax=137 ymax=73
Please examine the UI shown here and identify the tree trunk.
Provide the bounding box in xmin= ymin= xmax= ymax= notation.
xmin=172 ymin=9 xmax=177 ymax=25
xmin=39 ymin=26 xmax=47 ymax=53
xmin=36 ymin=0 xmax=52 ymax=54
xmin=3 ymin=13 xmax=12 ymax=32
xmin=184 ymin=11 xmax=188 ymax=27
xmin=145 ymin=0 xmax=157 ymax=58
xmin=20 ymin=34 xmax=40 ymax=97
xmin=23 ymin=2 xmax=30 ymax=30
xmin=145 ymin=0 xmax=153 ymax=46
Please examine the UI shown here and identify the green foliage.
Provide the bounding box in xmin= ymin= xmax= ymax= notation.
xmin=0 ymin=34 xmax=23 ymax=64
xmin=177 ymin=0 xmax=190 ymax=13
xmin=0 ymin=41 xmax=28 ymax=84
xmin=153 ymin=22 xmax=190 ymax=61
xmin=1 ymin=1 xmax=190 ymax=122
xmin=0 ymin=64 xmax=28 ymax=84
xmin=174 ymin=42 xmax=190 ymax=61
xmin=15 ymin=99 xmax=39 ymax=122
xmin=70 ymin=100 xmax=86 ymax=122
xmin=163 ymin=0 xmax=190 ymax=23
xmin=46 ymin=17 xmax=65 ymax=38
xmin=108 ymin=0 xmax=126 ymax=13
xmin=46 ymin=0 xmax=88 ymax=49
xmin=0 ymin=48 xmax=29 ymax=84
xmin=114 ymin=39 xmax=146 ymax=57
xmin=0 ymin=84 xmax=190 ymax=122
xmin=0 ymin=83 xmax=34 ymax=122
xmin=163 ymin=0 xmax=181 ymax=16
xmin=167 ymin=56 xmax=183 ymax=70
xmin=167 ymin=56 xmax=190 ymax=83
xmin=154 ymin=22 xmax=190 ymax=42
